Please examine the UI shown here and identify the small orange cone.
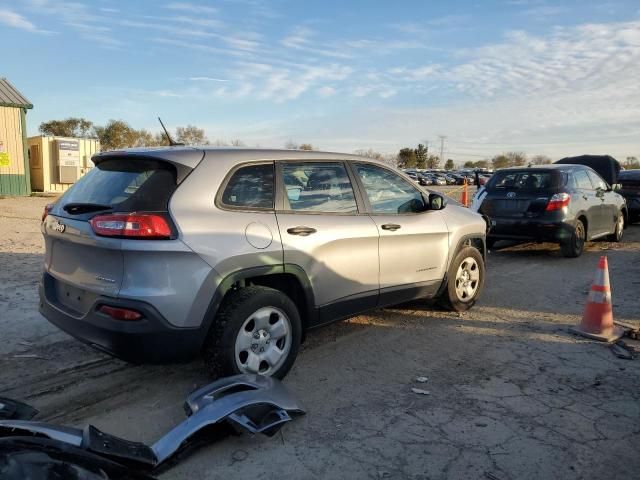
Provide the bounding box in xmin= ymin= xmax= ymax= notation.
xmin=570 ymin=256 xmax=624 ymax=342
xmin=461 ymin=180 xmax=469 ymax=207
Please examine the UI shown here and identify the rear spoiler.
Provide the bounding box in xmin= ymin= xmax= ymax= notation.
xmin=92 ymin=148 xmax=206 ymax=183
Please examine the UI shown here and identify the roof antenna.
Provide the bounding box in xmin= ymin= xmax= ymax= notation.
xmin=158 ymin=117 xmax=184 ymax=146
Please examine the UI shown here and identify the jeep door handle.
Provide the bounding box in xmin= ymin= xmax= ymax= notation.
xmin=287 ymin=226 xmax=317 ymax=236
xmin=381 ymin=223 xmax=401 ymax=231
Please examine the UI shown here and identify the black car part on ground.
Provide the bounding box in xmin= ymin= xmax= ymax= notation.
xmin=0 ymin=437 xmax=156 ymax=480
xmin=0 ymin=397 xmax=38 ymax=421
xmin=555 ymin=155 xmax=620 ymax=186
xmin=0 ymin=374 xmax=305 ymax=479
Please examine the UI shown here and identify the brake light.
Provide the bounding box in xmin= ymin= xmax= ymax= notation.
xmin=42 ymin=204 xmax=54 ymax=222
xmin=546 ymin=193 xmax=571 ymax=211
xmin=90 ymin=213 xmax=172 ymax=239
xmin=98 ymin=305 xmax=142 ymax=321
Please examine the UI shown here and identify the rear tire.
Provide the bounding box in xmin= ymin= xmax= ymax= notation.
xmin=439 ymin=246 xmax=485 ymax=312
xmin=560 ymin=219 xmax=586 ymax=258
xmin=607 ymin=210 xmax=624 ymax=242
xmin=203 ymin=286 xmax=302 ymax=380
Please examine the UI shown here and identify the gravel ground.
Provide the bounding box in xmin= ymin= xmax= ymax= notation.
xmin=0 ymin=195 xmax=639 ymax=480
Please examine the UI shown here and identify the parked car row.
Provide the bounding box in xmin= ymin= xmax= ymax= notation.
xmin=402 ymin=169 xmax=490 ymax=187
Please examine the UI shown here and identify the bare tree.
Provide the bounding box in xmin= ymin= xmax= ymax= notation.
xmin=285 ymin=140 xmax=298 ymax=149
xmin=175 ymin=125 xmax=209 ymax=145
xmin=353 ymin=148 xmax=384 ymax=160
xmin=39 ymin=117 xmax=95 ymax=138
xmin=507 ymin=151 xmax=527 ymax=166
xmin=531 ymin=154 xmax=552 ymax=165
xmin=299 ymin=143 xmax=314 ymax=151
xmin=624 ymin=156 xmax=639 ymax=169
xmin=426 ymin=154 xmax=440 ymax=169
xmin=230 ymin=139 xmax=245 ymax=147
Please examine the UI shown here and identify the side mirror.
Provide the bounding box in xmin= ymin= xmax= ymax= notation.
xmin=428 ymin=193 xmax=445 ymax=210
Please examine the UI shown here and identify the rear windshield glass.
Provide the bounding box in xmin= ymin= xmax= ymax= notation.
xmin=59 ymin=158 xmax=177 ymax=211
xmin=487 ymin=171 xmax=562 ymax=191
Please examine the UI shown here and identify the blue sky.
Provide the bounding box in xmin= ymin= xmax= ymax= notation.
xmin=2 ymin=0 xmax=639 ymax=161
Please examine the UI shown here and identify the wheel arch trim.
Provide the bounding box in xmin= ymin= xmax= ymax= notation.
xmin=199 ymin=264 xmax=315 ymax=350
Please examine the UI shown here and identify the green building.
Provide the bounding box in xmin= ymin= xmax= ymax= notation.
xmin=0 ymin=78 xmax=33 ymax=195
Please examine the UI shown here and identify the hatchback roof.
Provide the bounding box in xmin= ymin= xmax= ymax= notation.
xmin=497 ymin=164 xmax=576 ymax=171
xmin=94 ymin=146 xmax=376 ymax=170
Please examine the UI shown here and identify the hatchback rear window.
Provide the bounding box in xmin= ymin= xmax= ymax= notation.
xmin=487 ymin=171 xmax=562 ymax=191
xmin=59 ymin=158 xmax=177 ymax=212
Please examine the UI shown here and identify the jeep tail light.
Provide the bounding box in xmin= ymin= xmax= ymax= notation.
xmin=90 ymin=213 xmax=172 ymax=239
xmin=42 ymin=204 xmax=54 ymax=222
xmin=545 ymin=193 xmax=571 ymax=211
xmin=98 ymin=305 xmax=142 ymax=321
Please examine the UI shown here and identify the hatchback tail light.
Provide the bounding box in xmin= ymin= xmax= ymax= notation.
xmin=90 ymin=213 xmax=172 ymax=239
xmin=42 ymin=203 xmax=54 ymax=222
xmin=545 ymin=193 xmax=571 ymax=211
xmin=98 ymin=305 xmax=142 ymax=321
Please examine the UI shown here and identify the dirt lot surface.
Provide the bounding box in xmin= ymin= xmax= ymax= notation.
xmin=1 ymin=195 xmax=639 ymax=480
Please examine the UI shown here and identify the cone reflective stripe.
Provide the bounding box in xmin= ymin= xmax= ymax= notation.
xmin=570 ymin=255 xmax=624 ymax=342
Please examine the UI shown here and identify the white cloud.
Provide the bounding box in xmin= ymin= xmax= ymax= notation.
xmin=0 ymin=8 xmax=39 ymax=32
xmin=317 ymin=86 xmax=336 ymax=97
xmin=188 ymin=76 xmax=228 ymax=82
xmin=26 ymin=0 xmax=117 ymax=44
xmin=164 ymin=2 xmax=218 ymax=15
xmin=281 ymin=26 xmax=352 ymax=59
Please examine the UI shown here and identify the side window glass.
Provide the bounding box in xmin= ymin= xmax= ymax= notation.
xmin=355 ymin=163 xmax=426 ymax=214
xmin=574 ymin=170 xmax=594 ymax=190
xmin=587 ymin=170 xmax=607 ymax=190
xmin=221 ymin=163 xmax=274 ymax=209
xmin=281 ymin=162 xmax=357 ymax=213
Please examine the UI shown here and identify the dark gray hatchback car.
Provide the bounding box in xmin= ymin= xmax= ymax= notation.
xmin=478 ymin=164 xmax=627 ymax=257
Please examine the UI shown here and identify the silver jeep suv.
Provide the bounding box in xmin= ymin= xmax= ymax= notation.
xmin=40 ymin=148 xmax=487 ymax=378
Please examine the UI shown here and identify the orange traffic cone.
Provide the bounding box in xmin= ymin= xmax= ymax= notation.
xmin=461 ymin=181 xmax=469 ymax=207
xmin=569 ymin=256 xmax=624 ymax=342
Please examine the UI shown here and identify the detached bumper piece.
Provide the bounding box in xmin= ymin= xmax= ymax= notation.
xmin=0 ymin=375 xmax=305 ymax=479
xmin=0 ymin=397 xmax=38 ymax=421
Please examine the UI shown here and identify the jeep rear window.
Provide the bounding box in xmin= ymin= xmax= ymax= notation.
xmin=59 ymin=158 xmax=177 ymax=212
xmin=487 ymin=171 xmax=562 ymax=191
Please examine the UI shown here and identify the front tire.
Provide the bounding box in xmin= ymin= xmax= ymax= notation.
xmin=203 ymin=286 xmax=302 ymax=379
xmin=561 ymin=219 xmax=586 ymax=257
xmin=440 ymin=246 xmax=485 ymax=312
xmin=607 ymin=211 xmax=624 ymax=242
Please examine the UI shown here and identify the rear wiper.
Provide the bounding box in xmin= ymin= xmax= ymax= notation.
xmin=63 ymin=203 xmax=113 ymax=214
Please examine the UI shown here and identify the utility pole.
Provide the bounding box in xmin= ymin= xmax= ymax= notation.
xmin=438 ymin=135 xmax=447 ymax=168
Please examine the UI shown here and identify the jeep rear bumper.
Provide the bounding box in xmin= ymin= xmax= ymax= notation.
xmin=39 ymin=273 xmax=204 ymax=363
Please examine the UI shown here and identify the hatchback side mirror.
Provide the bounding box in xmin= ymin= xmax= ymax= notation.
xmin=428 ymin=193 xmax=445 ymax=210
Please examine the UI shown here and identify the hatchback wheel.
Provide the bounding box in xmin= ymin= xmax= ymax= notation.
xmin=440 ymin=246 xmax=485 ymax=312
xmin=561 ymin=219 xmax=585 ymax=258
xmin=203 ymin=286 xmax=302 ymax=379
xmin=607 ymin=211 xmax=624 ymax=242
